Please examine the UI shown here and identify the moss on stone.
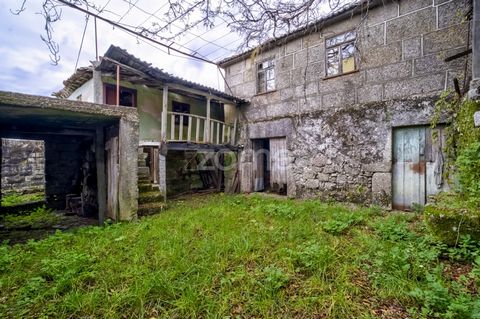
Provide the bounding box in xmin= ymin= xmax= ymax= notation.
xmin=424 ymin=193 xmax=480 ymax=245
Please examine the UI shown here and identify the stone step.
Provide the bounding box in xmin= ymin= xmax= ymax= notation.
xmin=138 ymin=202 xmax=166 ymax=216
xmin=138 ymin=191 xmax=164 ymax=204
xmin=138 ymin=177 xmax=151 ymax=184
xmin=138 ymin=183 xmax=153 ymax=192
xmin=138 ymin=167 xmax=150 ymax=179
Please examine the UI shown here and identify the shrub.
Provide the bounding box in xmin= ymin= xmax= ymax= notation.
xmin=456 ymin=141 xmax=480 ymax=207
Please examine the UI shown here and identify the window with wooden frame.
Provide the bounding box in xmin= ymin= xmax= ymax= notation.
xmin=325 ymin=31 xmax=357 ymax=77
xmin=257 ymin=58 xmax=275 ymax=94
xmin=104 ymin=84 xmax=137 ymax=107
xmin=172 ymin=101 xmax=190 ymax=126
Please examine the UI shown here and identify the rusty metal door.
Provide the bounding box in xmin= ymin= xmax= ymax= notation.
xmin=393 ymin=126 xmax=447 ymax=210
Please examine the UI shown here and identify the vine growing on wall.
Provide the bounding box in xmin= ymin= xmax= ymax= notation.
xmin=431 ymin=90 xmax=480 ymax=206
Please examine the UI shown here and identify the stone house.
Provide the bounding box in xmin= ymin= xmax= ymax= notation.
xmin=56 ymin=45 xmax=243 ymax=215
xmin=218 ymin=0 xmax=473 ymax=209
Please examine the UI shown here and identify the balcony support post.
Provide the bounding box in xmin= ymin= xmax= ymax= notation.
xmin=205 ymin=97 xmax=211 ymax=143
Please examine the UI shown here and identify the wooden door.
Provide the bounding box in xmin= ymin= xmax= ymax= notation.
xmin=269 ymin=137 xmax=287 ymax=194
xmin=393 ymin=127 xmax=426 ymax=210
xmin=393 ymin=126 xmax=448 ymax=210
xmin=105 ymin=136 xmax=119 ymax=220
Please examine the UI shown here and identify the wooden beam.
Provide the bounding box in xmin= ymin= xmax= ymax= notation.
xmin=95 ymin=127 xmax=107 ymax=225
xmin=166 ymin=82 xmax=237 ymax=104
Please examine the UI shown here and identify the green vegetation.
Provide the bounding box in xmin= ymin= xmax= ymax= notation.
xmin=1 ymin=206 xmax=59 ymax=230
xmin=428 ymin=93 xmax=480 ymax=243
xmin=1 ymin=194 xmax=479 ymax=318
xmin=1 ymin=192 xmax=45 ymax=207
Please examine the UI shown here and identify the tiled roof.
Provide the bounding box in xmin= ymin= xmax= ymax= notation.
xmin=54 ymin=45 xmax=245 ymax=103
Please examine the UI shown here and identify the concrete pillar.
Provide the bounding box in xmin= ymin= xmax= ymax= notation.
xmin=92 ymin=61 xmax=103 ymax=104
xmin=118 ymin=117 xmax=139 ymax=220
xmin=95 ymin=127 xmax=106 ymax=225
xmin=159 ymin=154 xmax=166 ymax=202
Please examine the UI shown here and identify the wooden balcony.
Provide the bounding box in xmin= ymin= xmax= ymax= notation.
xmin=167 ymin=112 xmax=235 ymax=145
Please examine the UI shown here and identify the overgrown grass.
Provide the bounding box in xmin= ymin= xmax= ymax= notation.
xmin=1 ymin=192 xmax=45 ymax=207
xmin=0 ymin=194 xmax=479 ymax=318
xmin=2 ymin=206 xmax=59 ymax=230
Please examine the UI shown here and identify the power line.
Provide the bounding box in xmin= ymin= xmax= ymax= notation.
xmin=74 ymin=14 xmax=90 ymax=71
xmin=116 ymin=0 xmax=236 ymax=55
xmin=54 ymin=0 xmax=218 ymax=65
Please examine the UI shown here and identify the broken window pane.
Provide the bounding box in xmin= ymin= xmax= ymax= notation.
xmin=326 ymin=31 xmax=356 ymax=48
xmin=341 ymin=43 xmax=356 ymax=73
xmin=257 ymin=58 xmax=275 ymax=93
xmin=326 ymin=48 xmax=340 ymax=76
xmin=325 ymin=31 xmax=357 ymax=77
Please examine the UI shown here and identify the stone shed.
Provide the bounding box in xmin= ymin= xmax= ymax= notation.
xmin=219 ymin=0 xmax=473 ymax=209
xmin=0 ymin=91 xmax=139 ymax=221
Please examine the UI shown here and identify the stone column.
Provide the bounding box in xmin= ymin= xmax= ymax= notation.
xmin=92 ymin=61 xmax=103 ymax=104
xmin=118 ymin=117 xmax=139 ymax=220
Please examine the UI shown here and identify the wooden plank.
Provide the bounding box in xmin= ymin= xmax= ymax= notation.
xmin=221 ymin=124 xmax=225 ymax=144
xmin=187 ymin=116 xmax=192 ymax=142
xmin=270 ymin=137 xmax=288 ymax=191
xmin=196 ymin=118 xmax=200 ymax=142
xmin=210 ymin=121 xmax=214 ymax=143
xmin=179 ymin=115 xmax=184 ymax=141
xmin=216 ymin=122 xmax=220 ymax=144
xmin=170 ymin=114 xmax=175 ymax=140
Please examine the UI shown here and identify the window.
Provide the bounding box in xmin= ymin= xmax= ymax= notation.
xmin=172 ymin=101 xmax=190 ymax=126
xmin=325 ymin=31 xmax=357 ymax=77
xmin=104 ymin=84 xmax=137 ymax=107
xmin=257 ymin=59 xmax=275 ymax=94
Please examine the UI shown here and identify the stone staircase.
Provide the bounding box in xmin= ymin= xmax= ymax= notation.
xmin=137 ymin=149 xmax=166 ymax=216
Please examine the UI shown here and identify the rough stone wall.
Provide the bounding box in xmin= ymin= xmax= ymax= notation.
xmin=224 ymin=0 xmax=471 ymax=204
xmin=1 ymin=138 xmax=45 ymax=195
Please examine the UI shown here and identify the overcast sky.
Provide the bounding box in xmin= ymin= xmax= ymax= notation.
xmin=0 ymin=0 xmax=239 ymax=96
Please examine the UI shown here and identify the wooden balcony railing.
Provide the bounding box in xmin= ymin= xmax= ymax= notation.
xmin=167 ymin=112 xmax=234 ymax=145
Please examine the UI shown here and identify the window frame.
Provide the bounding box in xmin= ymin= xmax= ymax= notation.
xmin=256 ymin=57 xmax=276 ymax=94
xmin=104 ymin=84 xmax=137 ymax=107
xmin=324 ymin=30 xmax=358 ymax=78
xmin=172 ymin=101 xmax=190 ymax=126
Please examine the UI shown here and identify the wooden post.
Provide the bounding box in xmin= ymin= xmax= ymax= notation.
xmin=161 ymin=85 xmax=168 ymax=141
xmin=205 ymin=97 xmax=211 ymax=143
xmin=179 ymin=115 xmax=184 ymax=141
xmin=95 ymin=127 xmax=106 ymax=225
xmin=159 ymin=85 xmax=168 ymax=202
xmin=196 ymin=118 xmax=200 ymax=142
xmin=187 ymin=116 xmax=192 ymax=142
xmin=116 ymin=65 xmax=120 ymax=106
